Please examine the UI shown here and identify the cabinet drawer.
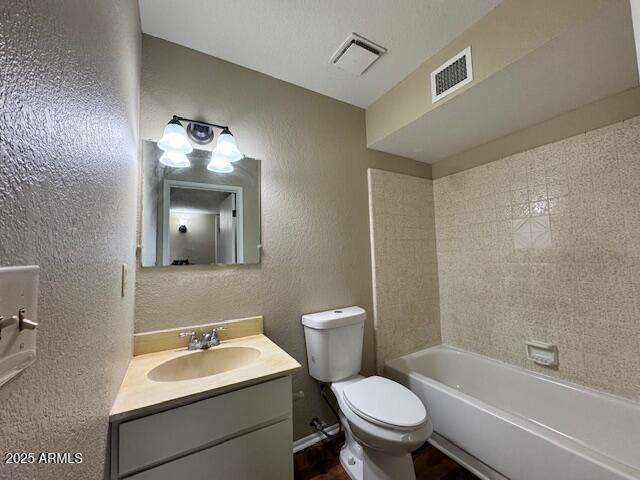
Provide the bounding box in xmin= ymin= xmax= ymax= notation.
xmin=118 ymin=376 xmax=291 ymax=475
xmin=127 ymin=418 xmax=293 ymax=480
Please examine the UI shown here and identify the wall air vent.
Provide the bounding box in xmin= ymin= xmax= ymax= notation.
xmin=431 ymin=46 xmax=473 ymax=103
xmin=330 ymin=33 xmax=387 ymax=76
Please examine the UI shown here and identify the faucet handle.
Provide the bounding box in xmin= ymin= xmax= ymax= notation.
xmin=211 ymin=326 xmax=226 ymax=339
xmin=179 ymin=331 xmax=203 ymax=350
xmin=206 ymin=326 xmax=225 ymax=347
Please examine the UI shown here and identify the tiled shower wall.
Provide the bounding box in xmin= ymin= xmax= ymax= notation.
xmin=368 ymin=169 xmax=441 ymax=371
xmin=433 ymin=116 xmax=640 ymax=400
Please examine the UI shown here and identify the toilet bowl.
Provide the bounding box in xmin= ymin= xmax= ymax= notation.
xmin=331 ymin=375 xmax=432 ymax=480
xmin=301 ymin=307 xmax=432 ymax=480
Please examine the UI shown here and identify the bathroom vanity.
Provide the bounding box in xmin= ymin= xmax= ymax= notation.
xmin=109 ymin=317 xmax=300 ymax=480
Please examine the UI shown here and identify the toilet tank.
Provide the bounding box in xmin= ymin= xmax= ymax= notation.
xmin=301 ymin=306 xmax=366 ymax=382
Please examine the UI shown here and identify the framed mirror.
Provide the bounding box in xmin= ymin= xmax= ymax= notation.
xmin=140 ymin=141 xmax=261 ymax=267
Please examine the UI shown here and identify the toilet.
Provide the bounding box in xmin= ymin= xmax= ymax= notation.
xmin=302 ymin=307 xmax=432 ymax=480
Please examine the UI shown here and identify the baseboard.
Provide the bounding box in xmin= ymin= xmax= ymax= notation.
xmin=293 ymin=423 xmax=340 ymax=453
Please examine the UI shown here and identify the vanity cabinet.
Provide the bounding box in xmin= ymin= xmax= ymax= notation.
xmin=126 ymin=420 xmax=291 ymax=480
xmin=110 ymin=376 xmax=293 ymax=479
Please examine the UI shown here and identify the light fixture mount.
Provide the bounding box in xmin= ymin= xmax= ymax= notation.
xmin=186 ymin=122 xmax=215 ymax=145
xmin=171 ymin=115 xmax=229 ymax=134
xmin=169 ymin=115 xmax=236 ymax=148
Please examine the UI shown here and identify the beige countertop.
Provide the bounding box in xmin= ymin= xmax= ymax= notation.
xmin=110 ymin=334 xmax=301 ymax=421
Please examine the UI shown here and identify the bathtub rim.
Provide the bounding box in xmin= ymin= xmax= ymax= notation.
xmin=385 ymin=344 xmax=640 ymax=479
xmin=386 ymin=344 xmax=640 ymax=409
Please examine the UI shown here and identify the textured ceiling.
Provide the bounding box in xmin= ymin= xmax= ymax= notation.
xmin=139 ymin=0 xmax=502 ymax=107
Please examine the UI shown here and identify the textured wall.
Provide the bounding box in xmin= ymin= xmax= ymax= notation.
xmin=136 ymin=35 xmax=430 ymax=440
xmin=434 ymin=116 xmax=640 ymax=400
xmin=0 ymin=1 xmax=140 ymax=479
xmin=368 ymin=169 xmax=441 ymax=371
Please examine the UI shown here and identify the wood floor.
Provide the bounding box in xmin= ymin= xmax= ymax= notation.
xmin=294 ymin=433 xmax=478 ymax=480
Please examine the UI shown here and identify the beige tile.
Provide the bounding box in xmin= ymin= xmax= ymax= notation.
xmin=369 ymin=169 xmax=441 ymax=371
xmin=434 ymin=116 xmax=640 ymax=402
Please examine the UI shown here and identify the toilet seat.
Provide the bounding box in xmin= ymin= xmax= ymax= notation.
xmin=332 ymin=376 xmax=432 ymax=457
xmin=342 ymin=376 xmax=426 ymax=431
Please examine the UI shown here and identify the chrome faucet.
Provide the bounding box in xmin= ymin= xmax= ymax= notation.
xmin=179 ymin=327 xmax=225 ymax=350
xmin=179 ymin=331 xmax=202 ymax=350
xmin=200 ymin=327 xmax=225 ymax=349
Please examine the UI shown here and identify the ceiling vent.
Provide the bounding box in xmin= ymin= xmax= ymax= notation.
xmin=431 ymin=46 xmax=473 ymax=103
xmin=330 ymin=33 xmax=387 ymax=76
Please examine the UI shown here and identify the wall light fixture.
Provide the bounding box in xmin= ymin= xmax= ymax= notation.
xmin=158 ymin=115 xmax=244 ymax=173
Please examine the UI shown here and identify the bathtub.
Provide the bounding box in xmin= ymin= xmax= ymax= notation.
xmin=385 ymin=345 xmax=640 ymax=480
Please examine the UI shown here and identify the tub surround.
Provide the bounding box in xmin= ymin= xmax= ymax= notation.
xmin=367 ymin=169 xmax=441 ymax=371
xmin=111 ymin=329 xmax=300 ymax=421
xmin=434 ymin=115 xmax=640 ymax=402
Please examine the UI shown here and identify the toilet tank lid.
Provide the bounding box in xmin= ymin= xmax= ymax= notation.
xmin=301 ymin=306 xmax=366 ymax=329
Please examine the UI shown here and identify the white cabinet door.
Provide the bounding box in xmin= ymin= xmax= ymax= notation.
xmin=118 ymin=377 xmax=291 ymax=475
xmin=128 ymin=419 xmax=293 ymax=480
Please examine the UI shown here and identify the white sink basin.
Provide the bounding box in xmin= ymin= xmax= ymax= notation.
xmin=147 ymin=347 xmax=261 ymax=382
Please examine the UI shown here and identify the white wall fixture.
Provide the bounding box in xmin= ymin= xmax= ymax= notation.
xmin=0 ymin=266 xmax=39 ymax=388
xmin=158 ymin=115 xmax=244 ymax=173
xmin=525 ymin=340 xmax=559 ymax=368
xmin=158 ymin=119 xmax=193 ymax=155
xmin=330 ymin=33 xmax=387 ymax=76
xmin=210 ymin=127 xmax=243 ymax=165
xmin=431 ymin=46 xmax=473 ymax=103
xmin=207 ymin=157 xmax=234 ymax=173
xmin=159 ymin=150 xmax=190 ymax=168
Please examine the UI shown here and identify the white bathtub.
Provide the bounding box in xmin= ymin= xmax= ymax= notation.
xmin=385 ymin=345 xmax=640 ymax=480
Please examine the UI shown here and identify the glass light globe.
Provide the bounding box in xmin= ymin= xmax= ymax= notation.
xmin=158 ymin=122 xmax=193 ymax=154
xmin=211 ymin=129 xmax=243 ymax=163
xmin=159 ymin=151 xmax=190 ymax=168
xmin=207 ymin=156 xmax=234 ymax=173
